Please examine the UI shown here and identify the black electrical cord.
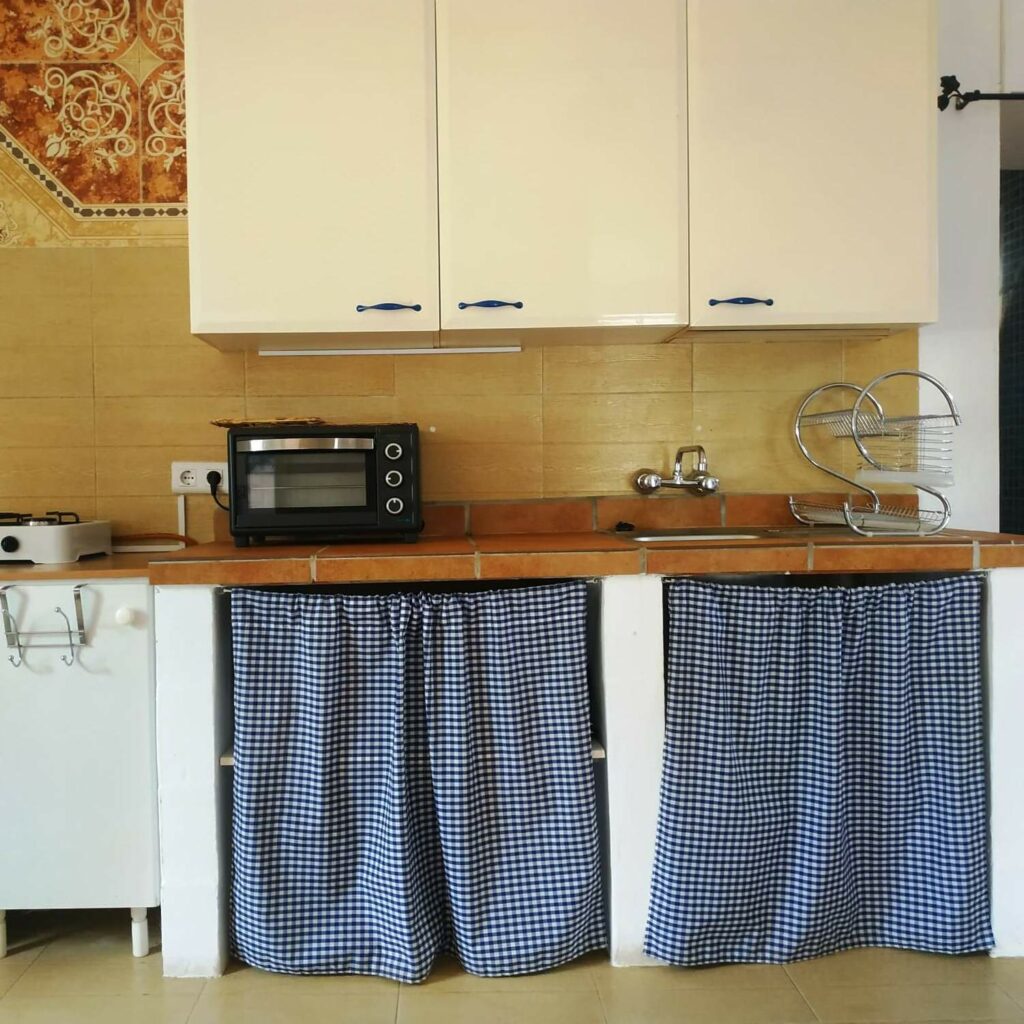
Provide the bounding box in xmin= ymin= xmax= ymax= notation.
xmin=207 ymin=470 xmax=230 ymax=512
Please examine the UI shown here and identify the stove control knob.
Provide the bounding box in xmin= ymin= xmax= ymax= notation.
xmin=385 ymin=497 xmax=405 ymax=516
xmin=0 ymin=536 xmax=18 ymax=553
xmin=385 ymin=469 xmax=403 ymax=488
xmin=384 ymin=442 xmax=403 ymax=461
xmin=115 ymin=607 xmax=135 ymax=627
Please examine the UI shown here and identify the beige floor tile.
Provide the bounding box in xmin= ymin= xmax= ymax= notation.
xmin=420 ymin=952 xmax=599 ymax=992
xmin=990 ymin=958 xmax=1024 ymax=1004
xmin=206 ymin=961 xmax=398 ymax=994
xmin=35 ymin=910 xmax=160 ymax=962
xmin=599 ymin=984 xmax=815 ymax=1024
xmin=398 ymin=988 xmax=606 ymax=1024
xmin=592 ymin=961 xmax=794 ymax=996
xmin=0 ymin=947 xmax=44 ymax=998
xmin=786 ymin=949 xmax=995 ymax=989
xmin=0 ymin=993 xmax=199 ymax=1024
xmin=801 ymin=983 xmax=1024 ymax=1022
xmin=7 ymin=953 xmax=204 ymax=997
xmin=189 ymin=986 xmax=398 ymax=1024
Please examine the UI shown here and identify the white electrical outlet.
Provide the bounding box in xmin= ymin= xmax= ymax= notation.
xmin=171 ymin=461 xmax=229 ymax=495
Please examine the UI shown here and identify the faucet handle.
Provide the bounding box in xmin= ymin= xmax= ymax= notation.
xmin=634 ymin=470 xmax=663 ymax=494
xmin=693 ymin=473 xmax=719 ymax=496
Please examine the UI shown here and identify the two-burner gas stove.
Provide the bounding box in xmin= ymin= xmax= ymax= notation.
xmin=0 ymin=511 xmax=112 ymax=564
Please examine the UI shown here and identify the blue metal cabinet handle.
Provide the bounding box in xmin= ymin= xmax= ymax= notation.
xmin=457 ymin=299 xmax=524 ymax=310
xmin=708 ymin=296 xmax=774 ymax=307
xmin=355 ymin=302 xmax=422 ymax=312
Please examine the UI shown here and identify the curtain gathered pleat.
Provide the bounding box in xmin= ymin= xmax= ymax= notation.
xmin=645 ymin=576 xmax=992 ymax=966
xmin=230 ymin=583 xmax=605 ymax=983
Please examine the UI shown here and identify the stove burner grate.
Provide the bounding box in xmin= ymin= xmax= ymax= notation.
xmin=0 ymin=510 xmax=82 ymax=526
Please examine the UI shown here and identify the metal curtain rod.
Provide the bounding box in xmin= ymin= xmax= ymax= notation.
xmin=938 ymin=74 xmax=1024 ymax=111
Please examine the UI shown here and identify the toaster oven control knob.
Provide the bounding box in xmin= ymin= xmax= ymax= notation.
xmin=385 ymin=469 xmax=404 ymax=488
xmin=0 ymin=535 xmax=18 ymax=553
xmin=385 ymin=497 xmax=405 ymax=516
xmin=384 ymin=442 xmax=403 ymax=461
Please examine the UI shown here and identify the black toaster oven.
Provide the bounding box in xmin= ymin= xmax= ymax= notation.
xmin=227 ymin=423 xmax=422 ymax=546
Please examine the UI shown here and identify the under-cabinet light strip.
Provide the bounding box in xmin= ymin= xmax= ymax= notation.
xmin=258 ymin=346 xmax=522 ymax=357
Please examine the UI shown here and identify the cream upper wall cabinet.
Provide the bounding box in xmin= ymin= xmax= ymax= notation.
xmin=688 ymin=0 xmax=937 ymax=330
xmin=435 ymin=0 xmax=688 ymax=338
xmin=185 ymin=0 xmax=439 ymax=345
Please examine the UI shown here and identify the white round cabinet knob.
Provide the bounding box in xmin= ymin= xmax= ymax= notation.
xmin=115 ymin=607 xmax=135 ymax=626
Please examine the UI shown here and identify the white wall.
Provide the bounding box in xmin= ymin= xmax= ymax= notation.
xmin=1004 ymin=0 xmax=1024 ymax=89
xmin=920 ymin=0 xmax=1001 ymax=530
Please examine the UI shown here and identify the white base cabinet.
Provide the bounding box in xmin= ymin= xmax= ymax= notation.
xmin=0 ymin=580 xmax=159 ymax=957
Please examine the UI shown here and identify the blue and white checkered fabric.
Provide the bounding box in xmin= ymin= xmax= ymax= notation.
xmin=645 ymin=575 xmax=993 ymax=966
xmin=230 ymin=583 xmax=605 ymax=983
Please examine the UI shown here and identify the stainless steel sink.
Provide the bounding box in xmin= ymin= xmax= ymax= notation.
xmin=624 ymin=526 xmax=854 ymax=543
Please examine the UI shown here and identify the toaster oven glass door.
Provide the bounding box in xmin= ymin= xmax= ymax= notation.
xmin=235 ymin=437 xmax=378 ymax=525
xmin=246 ymin=451 xmax=368 ymax=511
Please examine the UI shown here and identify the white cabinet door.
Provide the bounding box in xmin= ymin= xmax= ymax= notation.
xmin=436 ymin=0 xmax=688 ymax=335
xmin=0 ymin=582 xmax=158 ymax=909
xmin=688 ymin=0 xmax=937 ymax=329
xmin=185 ymin=0 xmax=439 ymax=340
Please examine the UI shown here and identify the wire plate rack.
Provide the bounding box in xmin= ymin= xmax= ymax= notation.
xmin=790 ymin=371 xmax=960 ymax=537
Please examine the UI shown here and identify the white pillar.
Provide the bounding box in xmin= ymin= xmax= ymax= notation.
xmin=988 ymin=569 xmax=1024 ymax=954
xmin=155 ymin=585 xmax=232 ymax=977
xmin=920 ymin=1 xmax=1002 ymax=529
xmin=601 ymin=575 xmax=666 ymax=966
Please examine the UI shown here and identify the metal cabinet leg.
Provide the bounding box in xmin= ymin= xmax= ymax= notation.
xmin=0 ymin=909 xmax=6 ymax=958
xmin=130 ymin=907 xmax=149 ymax=958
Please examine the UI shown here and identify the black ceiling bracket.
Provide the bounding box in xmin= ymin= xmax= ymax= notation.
xmin=939 ymin=74 xmax=1024 ymax=111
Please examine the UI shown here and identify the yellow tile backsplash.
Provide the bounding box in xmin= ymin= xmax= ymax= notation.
xmin=543 ymin=344 xmax=692 ymax=394
xmin=543 ymin=393 xmax=693 ymax=445
xmin=394 ymin=351 xmax=542 ymax=396
xmin=0 ymin=246 xmax=919 ymax=542
xmin=693 ymin=340 xmax=844 ymax=393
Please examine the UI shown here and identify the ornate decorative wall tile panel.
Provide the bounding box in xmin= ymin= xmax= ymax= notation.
xmin=0 ymin=0 xmax=184 ymax=245
xmin=1 ymin=0 xmax=136 ymax=61
xmin=141 ymin=60 xmax=183 ymax=202
xmin=0 ymin=196 xmax=20 ymax=244
xmin=139 ymin=0 xmax=181 ymax=60
xmin=0 ymin=63 xmax=141 ymax=204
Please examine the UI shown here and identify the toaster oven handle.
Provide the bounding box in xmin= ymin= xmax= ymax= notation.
xmin=235 ymin=437 xmax=375 ymax=452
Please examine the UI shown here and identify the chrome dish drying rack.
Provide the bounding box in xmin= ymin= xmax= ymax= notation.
xmin=789 ymin=370 xmax=960 ymax=536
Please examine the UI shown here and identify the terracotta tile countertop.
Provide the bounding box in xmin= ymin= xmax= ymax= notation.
xmin=3 ymin=495 xmax=1024 ymax=585
xmin=141 ymin=529 xmax=1024 ymax=586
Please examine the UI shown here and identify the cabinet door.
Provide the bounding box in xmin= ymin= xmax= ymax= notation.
xmin=436 ymin=0 xmax=688 ymax=334
xmin=688 ymin=0 xmax=936 ymax=329
xmin=0 ymin=582 xmax=158 ymax=908
xmin=185 ymin=0 xmax=439 ymax=338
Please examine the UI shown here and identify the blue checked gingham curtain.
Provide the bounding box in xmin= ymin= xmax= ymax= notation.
xmin=645 ymin=575 xmax=993 ymax=966
xmin=230 ymin=583 xmax=605 ymax=983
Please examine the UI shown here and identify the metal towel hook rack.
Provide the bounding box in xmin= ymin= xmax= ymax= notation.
xmin=0 ymin=584 xmax=88 ymax=669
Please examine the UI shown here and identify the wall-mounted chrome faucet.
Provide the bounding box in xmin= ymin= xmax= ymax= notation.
xmin=634 ymin=445 xmax=720 ymax=496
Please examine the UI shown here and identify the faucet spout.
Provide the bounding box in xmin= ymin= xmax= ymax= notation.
xmin=633 ymin=445 xmax=719 ymax=496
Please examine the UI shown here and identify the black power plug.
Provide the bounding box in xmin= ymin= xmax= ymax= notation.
xmin=207 ymin=470 xmax=230 ymax=512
